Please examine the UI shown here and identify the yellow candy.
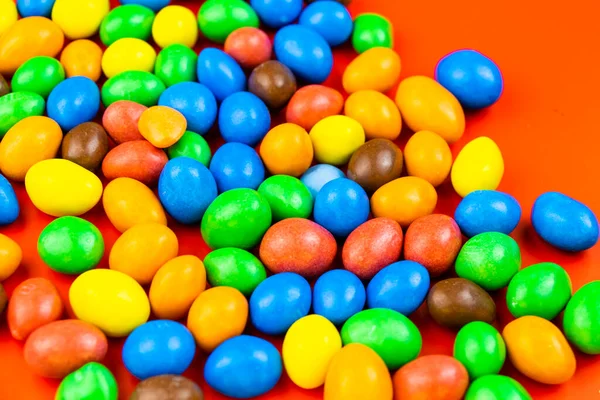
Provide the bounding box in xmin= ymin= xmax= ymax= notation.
xmin=52 ymin=0 xmax=109 ymax=39
xmin=451 ymin=136 xmax=504 ymax=197
xmin=344 ymin=90 xmax=402 ymax=140
xmin=395 ymin=76 xmax=465 ymax=144
xmin=343 ymin=47 xmax=401 ymax=94
xmin=101 ymin=38 xmax=157 ymax=78
xmin=25 ymin=159 xmax=103 ymax=217
xmin=283 ymin=315 xmax=342 ymax=389
xmin=309 ymin=115 xmax=365 ymax=165
xmin=0 ymin=0 xmax=18 ymax=37
xmin=152 ymin=5 xmax=198 ymax=48
xmin=69 ymin=269 xmax=150 ymax=337
xmin=0 ymin=233 xmax=21 ymax=281
xmin=404 ymin=130 xmax=452 ymax=187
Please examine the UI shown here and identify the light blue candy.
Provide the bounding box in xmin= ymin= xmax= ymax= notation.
xmin=300 ymin=164 xmax=345 ymax=199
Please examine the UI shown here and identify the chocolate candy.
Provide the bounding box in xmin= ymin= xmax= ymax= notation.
xmin=0 ymin=283 xmax=6 ymax=315
xmin=0 ymin=72 xmax=9 ymax=97
xmin=61 ymin=122 xmax=109 ymax=171
xmin=131 ymin=375 xmax=204 ymax=400
xmin=347 ymin=139 xmax=403 ymax=192
xmin=249 ymin=60 xmax=297 ymax=109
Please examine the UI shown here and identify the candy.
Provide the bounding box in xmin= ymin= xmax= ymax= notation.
xmin=224 ymin=27 xmax=272 ymax=69
xmin=0 ymin=234 xmax=20 ymax=280
xmin=465 ymin=375 xmax=532 ymax=400
xmin=167 ymin=131 xmax=211 ymax=166
xmin=259 ymin=123 xmax=313 ymax=177
xmin=102 ymin=38 xmax=157 ymax=78
xmin=455 ymin=232 xmax=521 ymax=291
xmin=532 ymin=191 xmax=599 ymax=251
xmin=100 ymin=4 xmax=155 ymax=46
xmin=344 ymin=90 xmax=402 ymax=140
xmin=102 ymin=100 xmax=146 ymax=143
xmin=451 ymin=137 xmax=504 ymax=196
xmin=187 ymin=287 xmax=248 ymax=352
xmin=352 ymin=13 xmax=393 ymax=53
xmin=0 ymin=73 xmax=8 ymax=96
xmin=427 ymin=278 xmax=496 ymax=329
xmin=403 ymin=132 xmax=451 ymax=187
xmin=299 ymin=1 xmax=353 ymax=46
xmin=314 ymin=178 xmax=370 ymax=237
xmin=59 ymin=40 xmax=103 ymax=81
xmin=102 ymin=70 xmax=166 ymax=107
xmin=131 ymin=375 xmax=203 ymax=400
xmin=436 ymin=49 xmax=503 ymax=109
xmin=0 ymin=92 xmax=46 ymax=138
xmin=313 ymin=270 xmax=365 ymax=325
xmin=197 ymin=0 xmax=259 ymax=43
xmin=342 ymin=218 xmax=403 ymax=279
xmin=393 ymin=355 xmax=469 ymax=400
xmin=454 ymin=322 xmax=506 ymax=380
xmin=158 ymin=157 xmax=217 ymax=224
xmin=56 ymin=362 xmax=118 ymax=400
xmin=102 ymin=140 xmax=168 ymax=186
xmin=0 ymin=175 xmax=18 ymax=225
xmin=109 ymin=223 xmax=178 ymax=285
xmin=324 ymin=343 xmax=393 ymax=400
xmin=69 ymin=269 xmax=150 ymax=337
xmin=300 ymin=164 xmax=345 ymax=198
xmin=197 ymin=48 xmax=246 ymax=101
xmin=7 ymin=277 xmax=62 ymax=340
xmin=123 ymin=320 xmax=196 ymax=379
xmin=38 ymin=216 xmax=104 ymax=274
xmin=341 ymin=308 xmax=422 ymax=369
xmin=209 ymin=143 xmax=265 ymax=192
xmin=506 ymin=262 xmax=571 ymax=320
xmin=51 ymin=0 xmax=109 ymax=39
xmin=152 ymin=5 xmax=198 ymax=48
xmin=563 ymin=281 xmax=600 ymax=354
xmin=25 ymin=159 xmax=103 ymax=217
xmin=47 ymin=76 xmax=100 ymax=131
xmin=121 ymin=0 xmax=169 ymax=12
xmin=259 ymin=218 xmax=336 ymax=277
xmin=0 ymin=284 xmax=5 ymax=315
xmin=138 ymin=105 xmax=187 ymax=148
xmin=149 ymin=255 xmax=206 ymax=320
xmin=61 ymin=122 xmax=109 ymax=171
xmin=250 ymin=272 xmax=311 ymax=335
xmin=204 ymin=248 xmax=267 ymax=296
xmin=0 ymin=0 xmax=18 ymax=36
xmin=310 ymin=115 xmax=365 ymax=165
xmin=158 ymin=82 xmax=217 ymax=135
xmin=249 ymin=60 xmax=297 ymax=109
xmin=371 ymin=177 xmax=437 ymax=227
xmin=204 ymin=335 xmax=282 ymax=398
xmin=251 ymin=0 xmax=302 ymax=28
xmin=103 ymin=177 xmax=166 ymax=232
xmin=201 ymin=189 xmax=272 ymax=249
xmin=286 ymin=85 xmax=344 ymax=131
xmin=11 ymin=56 xmax=65 ymax=98
xmin=343 ymin=48 xmax=401 ymax=94
xmin=454 ymin=190 xmax=521 ymax=237
xmin=503 ymin=316 xmax=576 ymax=384
xmin=155 ymin=44 xmax=198 ymax=87
xmin=218 ymin=91 xmax=271 ymax=145
xmin=404 ymin=214 xmax=462 ymax=277
xmin=347 ymin=139 xmax=403 ymax=192
xmin=257 ymin=175 xmax=313 ymax=220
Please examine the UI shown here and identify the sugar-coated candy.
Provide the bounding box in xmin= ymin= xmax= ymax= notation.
xmin=352 ymin=13 xmax=393 ymax=54
xmin=225 ymin=27 xmax=272 ymax=69
xmin=344 ymin=90 xmax=402 ymax=140
xmin=101 ymin=38 xmax=157 ymax=78
xmin=100 ymin=4 xmax=155 ymax=46
xmin=51 ymin=0 xmax=109 ymax=40
xmin=454 ymin=321 xmax=506 ymax=380
xmin=451 ymin=137 xmax=504 ymax=197
xmin=300 ymin=164 xmax=345 ymax=199
xmin=61 ymin=122 xmax=109 ymax=171
xmin=299 ymin=1 xmax=352 ymax=46
xmin=55 ymin=362 xmax=118 ymax=400
xmin=154 ymin=44 xmax=198 ymax=87
xmin=158 ymin=82 xmax=217 ymax=135
xmin=219 ymin=91 xmax=271 ymax=145
xmin=210 ymin=143 xmax=265 ymax=192
xmin=152 ymin=5 xmax=198 ymax=48
xmin=259 ymin=123 xmax=313 ymax=177
xmin=60 ymin=40 xmax=103 ymax=81
xmin=197 ymin=48 xmax=246 ymax=102
xmin=197 ymin=0 xmax=259 ymax=43
xmin=0 ymin=174 xmax=19 ymax=225
xmin=314 ymin=178 xmax=370 ymax=237
xmin=12 ymin=56 xmax=65 ymax=99
xmin=404 ymin=130 xmax=452 ymax=186
xmin=204 ymin=248 xmax=267 ymax=297
xmin=47 ymin=76 xmax=100 ymax=131
xmin=313 ymin=269 xmax=366 ymax=325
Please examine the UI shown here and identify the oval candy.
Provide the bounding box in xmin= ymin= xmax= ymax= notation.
xmin=131 ymin=375 xmax=203 ymax=400
xmin=158 ymin=82 xmax=217 ymax=135
xmin=197 ymin=48 xmax=246 ymax=102
xmin=404 ymin=130 xmax=452 ymax=187
xmin=209 ymin=143 xmax=265 ymax=192
xmin=454 ymin=321 xmax=506 ymax=380
xmin=313 ymin=269 xmax=366 ymax=326
xmin=60 ymin=39 xmax=103 ymax=81
xmin=248 ymin=60 xmax=297 ymax=110
xmin=352 ymin=13 xmax=393 ymax=54
xmin=51 ymin=0 xmax=109 ymax=39
xmin=102 ymin=140 xmax=168 ymax=186
xmin=224 ymin=27 xmax=272 ymax=69
xmin=347 ymin=138 xmax=403 ymax=193
xmin=218 ymin=91 xmax=271 ymax=145
xmin=167 ymin=131 xmax=212 ymax=166
xmin=155 ymin=44 xmax=198 ymax=87
xmin=102 ymin=70 xmax=166 ymax=107
xmin=0 ymin=234 xmax=21 ymax=281
xmin=314 ymin=178 xmax=370 ymax=237
xmin=310 ymin=115 xmax=365 ymax=166
xmin=101 ymin=37 xmax=157 ymax=78
xmin=61 ymin=122 xmax=109 ymax=171
xmin=11 ymin=56 xmax=65 ymax=98
xmin=138 ymin=105 xmax=187 ymax=148
xmin=563 ymin=281 xmax=600 ymax=354
xmin=300 ymin=164 xmax=345 ymax=199
xmin=56 ymin=362 xmax=118 ymax=400
xmin=0 ymin=174 xmax=19 ymax=225
xmin=47 ymin=76 xmax=100 ymax=131
xmin=102 ymin=100 xmax=146 ymax=143
xmin=152 ymin=5 xmax=198 ymax=48
xmin=299 ymin=1 xmax=352 ymax=47
xmin=100 ymin=4 xmax=155 ymax=46
xmin=197 ymin=0 xmax=259 ymax=43
xmin=451 ymin=136 xmax=504 ymax=197
xmin=286 ymin=85 xmax=344 ymax=131
xmin=344 ymin=90 xmax=402 ymax=141
xmin=465 ymin=375 xmax=532 ymax=400
xmin=204 ymin=248 xmax=267 ymax=297
xmin=259 ymin=123 xmax=314 ymax=177
xmin=257 ymin=175 xmax=313 ymax=220
xmin=343 ymin=48 xmax=401 ymax=94
xmin=0 ymin=92 xmax=46 ymax=138
xmin=455 ymin=190 xmax=522 ymax=237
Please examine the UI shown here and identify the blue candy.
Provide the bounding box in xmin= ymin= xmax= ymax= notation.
xmin=16 ymin=0 xmax=56 ymax=17
xmin=46 ymin=77 xmax=100 ymax=131
xmin=454 ymin=190 xmax=522 ymax=237
xmin=367 ymin=261 xmax=430 ymax=315
xmin=158 ymin=82 xmax=217 ymax=135
xmin=532 ymin=192 xmax=599 ymax=252
xmin=250 ymin=0 xmax=303 ymax=28
xmin=314 ymin=178 xmax=369 ymax=237
xmin=205 ymin=335 xmax=282 ymax=399
xmin=122 ymin=320 xmax=196 ymax=380
xmin=274 ymin=25 xmax=333 ymax=84
xmin=435 ymin=49 xmax=503 ymax=109
xmin=197 ymin=48 xmax=246 ymax=102
xmin=299 ymin=1 xmax=353 ymax=47
xmin=0 ymin=174 xmax=19 ymax=225
xmin=250 ymin=272 xmax=311 ymax=335
xmin=300 ymin=164 xmax=345 ymax=199
xmin=219 ymin=92 xmax=271 ymax=146
xmin=313 ymin=269 xmax=365 ymax=325
xmin=120 ymin=0 xmax=169 ymax=11
xmin=209 ymin=143 xmax=265 ymax=192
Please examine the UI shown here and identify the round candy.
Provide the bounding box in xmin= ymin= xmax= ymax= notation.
xmin=56 ymin=362 xmax=118 ymax=400
xmin=455 ymin=190 xmax=522 ymax=237
xmin=344 ymin=90 xmax=401 ymax=140
xmin=257 ymin=175 xmax=313 ymax=220
xmin=158 ymin=82 xmax=217 ymax=135
xmin=219 ymin=92 xmax=271 ymax=145
xmin=299 ymin=1 xmax=352 ymax=46
xmin=61 ymin=122 xmax=109 ymax=171
xmin=313 ymin=269 xmax=366 ymax=325
xmin=300 ymin=164 xmax=345 ymax=198
xmin=251 ymin=0 xmax=302 ymax=28
xmin=197 ymin=48 xmax=246 ymax=101
xmin=347 ymin=139 xmax=403 ymax=193
xmin=259 ymin=123 xmax=313 ymax=177
xmin=465 ymin=375 xmax=532 ymax=400
xmin=204 ymin=248 xmax=267 ymax=296
xmin=102 ymin=70 xmax=166 ymax=107
xmin=352 ymin=13 xmax=393 ymax=53
xmin=287 ymin=85 xmax=344 ymax=131
xmin=155 ymin=44 xmax=198 ymax=87
xmin=102 ymin=140 xmax=168 ymax=186
xmin=0 ymin=234 xmax=21 ymax=281
xmin=310 ymin=115 xmax=365 ymax=165
xmin=249 ymin=60 xmax=297 ymax=109
xmin=167 ymin=131 xmax=211 ymax=166
xmin=564 ymin=281 xmax=600 ymax=354
xmin=0 ymin=92 xmax=46 ymax=137
xmin=197 ymin=0 xmax=259 ymax=43
xmin=0 ymin=174 xmax=18 ymax=225
xmin=152 ymin=5 xmax=197 ymax=48
xmin=225 ymin=27 xmax=272 ymax=69
xmin=343 ymin=48 xmax=401 ymax=94
xmin=250 ymin=272 xmax=311 ymax=335
xmin=0 ymin=0 xmax=17 ymax=36
xmin=314 ymin=178 xmax=369 ymax=237
xmin=404 ymin=130 xmax=452 ymax=187
xmin=0 ymin=73 xmax=8 ymax=97
xmin=47 ymin=77 xmax=100 ymax=131
xmin=100 ymin=5 xmax=154 ymax=46
xmin=451 ymin=136 xmax=504 ymax=196
xmin=102 ymin=100 xmax=146 ymax=143
xmin=51 ymin=0 xmax=109 ymax=39
xmin=454 ymin=321 xmax=506 ymax=380
xmin=131 ymin=375 xmax=203 ymax=400
xmin=138 ymin=105 xmax=187 ymax=148
xmin=12 ymin=56 xmax=65 ymax=98
xmin=0 ymin=283 xmax=5 ymax=314
xmin=60 ymin=40 xmax=103 ymax=81
xmin=120 ymin=0 xmax=169 ymax=12
xmin=102 ymin=38 xmax=157 ymax=78
xmin=209 ymin=143 xmax=265 ymax=192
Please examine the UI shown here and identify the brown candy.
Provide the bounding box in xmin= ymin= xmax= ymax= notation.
xmin=249 ymin=60 xmax=297 ymax=109
xmin=0 ymin=283 xmax=7 ymax=315
xmin=131 ymin=375 xmax=204 ymax=400
xmin=427 ymin=278 xmax=496 ymax=330
xmin=347 ymin=138 xmax=403 ymax=192
xmin=61 ymin=122 xmax=109 ymax=171
xmin=0 ymin=73 xmax=9 ymax=97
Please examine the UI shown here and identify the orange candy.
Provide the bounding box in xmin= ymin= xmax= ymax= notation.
xmin=138 ymin=106 xmax=187 ymax=148
xmin=404 ymin=130 xmax=453 ymax=187
xmin=0 ymin=233 xmax=22 ymax=281
xmin=259 ymin=123 xmax=314 ymax=177
xmin=344 ymin=90 xmax=402 ymax=140
xmin=59 ymin=39 xmax=103 ymax=82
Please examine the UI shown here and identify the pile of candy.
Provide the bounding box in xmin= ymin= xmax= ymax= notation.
xmin=0 ymin=0 xmax=599 ymax=399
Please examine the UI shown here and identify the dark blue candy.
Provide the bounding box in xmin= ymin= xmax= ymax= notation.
xmin=197 ymin=48 xmax=246 ymax=102
xmin=435 ymin=49 xmax=503 ymax=109
xmin=300 ymin=164 xmax=345 ymax=199
xmin=314 ymin=178 xmax=369 ymax=237
xmin=219 ymin=92 xmax=271 ymax=146
xmin=120 ymin=0 xmax=169 ymax=11
xmin=46 ymin=77 xmax=100 ymax=131
xmin=0 ymin=174 xmax=19 ymax=225
xmin=454 ymin=190 xmax=521 ymax=237
xmin=274 ymin=25 xmax=333 ymax=84
xmin=532 ymin=192 xmax=599 ymax=252
xmin=250 ymin=0 xmax=303 ymax=28
xmin=209 ymin=143 xmax=265 ymax=192
xmin=249 ymin=272 xmax=311 ymax=335
xmin=16 ymin=0 xmax=56 ymax=17
xmin=299 ymin=1 xmax=353 ymax=47
xmin=366 ymin=261 xmax=430 ymax=315
xmin=122 ymin=320 xmax=196 ymax=380
xmin=205 ymin=335 xmax=282 ymax=399
xmin=158 ymin=82 xmax=217 ymax=135
xmin=313 ymin=269 xmax=365 ymax=325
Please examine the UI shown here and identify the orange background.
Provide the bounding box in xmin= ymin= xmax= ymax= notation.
xmin=1 ymin=0 xmax=600 ymax=398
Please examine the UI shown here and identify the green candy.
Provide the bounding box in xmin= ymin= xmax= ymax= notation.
xmin=56 ymin=362 xmax=118 ymax=400
xmin=201 ymin=188 xmax=272 ymax=250
xmin=11 ymin=56 xmax=65 ymax=98
xmin=101 ymin=71 xmax=166 ymax=107
xmin=341 ymin=308 xmax=422 ymax=370
xmin=453 ymin=321 xmax=506 ymax=380
xmin=155 ymin=44 xmax=198 ymax=87
xmin=455 ymin=232 xmax=521 ymax=291
xmin=465 ymin=375 xmax=532 ymax=400
xmin=563 ymin=281 xmax=600 ymax=354
xmin=352 ymin=13 xmax=394 ymax=54
xmin=167 ymin=131 xmax=211 ymax=166
xmin=257 ymin=175 xmax=313 ymax=221
xmin=197 ymin=0 xmax=260 ymax=43
xmin=0 ymin=92 xmax=45 ymax=138
xmin=38 ymin=216 xmax=104 ymax=275
xmin=100 ymin=5 xmax=155 ymax=46
xmin=506 ymin=262 xmax=571 ymax=320
xmin=204 ymin=247 xmax=267 ymax=296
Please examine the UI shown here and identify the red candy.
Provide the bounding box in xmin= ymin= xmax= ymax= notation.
xmin=224 ymin=27 xmax=272 ymax=69
xmin=286 ymin=85 xmax=344 ymax=131
xmin=102 ymin=100 xmax=146 ymax=144
xmin=102 ymin=140 xmax=168 ymax=186
xmin=259 ymin=218 xmax=337 ymax=278
xmin=342 ymin=218 xmax=403 ymax=279
xmin=404 ymin=214 xmax=462 ymax=277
